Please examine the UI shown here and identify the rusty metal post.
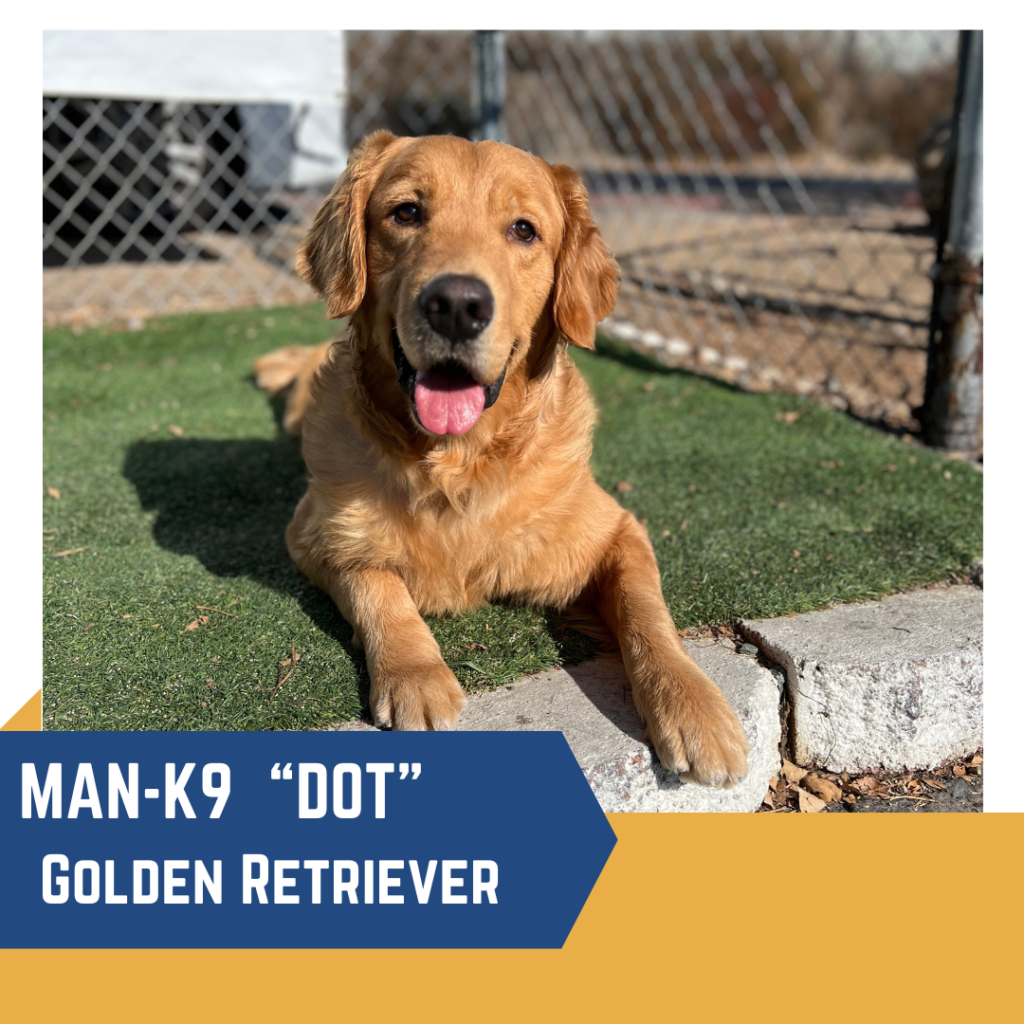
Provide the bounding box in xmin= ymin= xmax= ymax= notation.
xmin=920 ymin=30 xmax=983 ymax=451
xmin=474 ymin=31 xmax=506 ymax=142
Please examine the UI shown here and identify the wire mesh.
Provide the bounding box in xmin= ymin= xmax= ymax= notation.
xmin=43 ymin=30 xmax=961 ymax=425
xmin=43 ymin=97 xmax=327 ymax=327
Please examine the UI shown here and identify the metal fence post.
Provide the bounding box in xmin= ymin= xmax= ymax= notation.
xmin=474 ymin=31 xmax=506 ymax=142
xmin=920 ymin=30 xmax=983 ymax=451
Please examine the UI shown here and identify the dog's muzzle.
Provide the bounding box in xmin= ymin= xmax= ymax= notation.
xmin=391 ymin=328 xmax=507 ymax=435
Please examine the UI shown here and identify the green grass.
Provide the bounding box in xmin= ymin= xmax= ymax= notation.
xmin=43 ymin=304 xmax=983 ymax=731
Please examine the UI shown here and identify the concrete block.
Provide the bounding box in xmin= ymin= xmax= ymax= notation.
xmin=739 ymin=586 xmax=983 ymax=773
xmin=331 ymin=641 xmax=782 ymax=813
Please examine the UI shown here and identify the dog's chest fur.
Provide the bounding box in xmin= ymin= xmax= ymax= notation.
xmin=320 ymin=455 xmax=601 ymax=616
xmin=303 ymin=355 xmax=619 ymax=616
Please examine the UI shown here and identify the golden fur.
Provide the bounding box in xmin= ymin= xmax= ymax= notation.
xmin=254 ymin=132 xmax=748 ymax=787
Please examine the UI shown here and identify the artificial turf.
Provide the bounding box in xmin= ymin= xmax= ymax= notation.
xmin=43 ymin=303 xmax=983 ymax=731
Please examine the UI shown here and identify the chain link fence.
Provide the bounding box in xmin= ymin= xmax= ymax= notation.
xmin=43 ymin=97 xmax=330 ymax=323
xmin=44 ymin=30 xmax=963 ymax=427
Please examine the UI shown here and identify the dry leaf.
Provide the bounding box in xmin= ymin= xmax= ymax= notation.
xmin=278 ymin=648 xmax=301 ymax=669
xmin=168 ymin=425 xmax=184 ymax=437
xmin=802 ymin=774 xmax=842 ymax=804
xmin=923 ymin=779 xmax=947 ymax=792
xmin=47 ymin=486 xmax=61 ymax=500
xmin=798 ymin=788 xmax=827 ymax=813
xmin=272 ymin=647 xmax=301 ymax=700
xmin=52 ymin=547 xmax=86 ymax=558
xmin=971 ymin=754 xmax=983 ymax=766
xmin=183 ymin=615 xmax=210 ymax=632
xmin=768 ymin=775 xmax=781 ymax=793
xmin=206 ymin=679 xmax=216 ymax=688
xmin=781 ymin=760 xmax=808 ymax=785
xmin=615 ymin=481 xmax=634 ymax=493
xmin=775 ymin=411 xmax=801 ymax=424
xmin=842 ymin=793 xmax=857 ymax=804
xmin=819 ymin=460 xmax=838 ymax=469
xmin=882 ymin=464 xmax=898 ymax=473
xmin=641 ymin=381 xmax=656 ymax=392
xmin=853 ymin=776 xmax=883 ymax=796
xmin=953 ymin=764 xmax=967 ymax=778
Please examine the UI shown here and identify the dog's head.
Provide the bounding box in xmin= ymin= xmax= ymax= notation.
xmin=297 ymin=132 xmax=619 ymax=437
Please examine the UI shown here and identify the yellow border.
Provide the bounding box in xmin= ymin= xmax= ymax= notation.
xmin=1 ymin=690 xmax=40 ymax=731
xmin=2 ymin=813 xmax=1020 ymax=1021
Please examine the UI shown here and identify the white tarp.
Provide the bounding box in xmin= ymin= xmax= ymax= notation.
xmin=43 ymin=30 xmax=347 ymax=188
xmin=43 ymin=30 xmax=345 ymax=106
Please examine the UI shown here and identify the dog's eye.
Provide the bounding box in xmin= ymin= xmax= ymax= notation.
xmin=392 ymin=203 xmax=422 ymax=225
xmin=509 ymin=219 xmax=536 ymax=243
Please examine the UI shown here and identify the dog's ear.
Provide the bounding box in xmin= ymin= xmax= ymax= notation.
xmin=551 ymin=164 xmax=620 ymax=350
xmin=296 ymin=130 xmax=399 ymax=319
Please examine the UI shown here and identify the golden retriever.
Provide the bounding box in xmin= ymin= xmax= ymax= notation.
xmin=254 ymin=132 xmax=748 ymax=787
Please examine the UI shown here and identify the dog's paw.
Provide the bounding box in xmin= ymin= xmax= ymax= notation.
xmin=637 ymin=669 xmax=749 ymax=789
xmin=370 ymin=660 xmax=467 ymax=732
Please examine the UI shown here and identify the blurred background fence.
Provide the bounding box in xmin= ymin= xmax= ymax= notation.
xmin=44 ymin=30 xmax=974 ymax=434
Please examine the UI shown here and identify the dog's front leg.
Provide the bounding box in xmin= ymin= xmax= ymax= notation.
xmin=330 ymin=566 xmax=467 ymax=730
xmin=287 ymin=494 xmax=466 ymax=730
xmin=327 ymin=565 xmax=467 ymax=730
xmin=595 ymin=514 xmax=749 ymax=788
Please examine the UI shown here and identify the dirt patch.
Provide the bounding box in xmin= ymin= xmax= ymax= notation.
xmin=595 ymin=199 xmax=934 ymax=426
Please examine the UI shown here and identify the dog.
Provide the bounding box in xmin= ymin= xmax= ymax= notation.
xmin=254 ymin=132 xmax=748 ymax=787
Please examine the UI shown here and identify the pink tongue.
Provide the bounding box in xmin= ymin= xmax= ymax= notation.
xmin=414 ymin=372 xmax=486 ymax=435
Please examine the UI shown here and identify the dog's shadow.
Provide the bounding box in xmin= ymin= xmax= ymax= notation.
xmin=121 ymin=415 xmax=362 ymax=666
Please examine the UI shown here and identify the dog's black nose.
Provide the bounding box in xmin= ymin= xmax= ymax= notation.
xmin=417 ymin=275 xmax=494 ymax=344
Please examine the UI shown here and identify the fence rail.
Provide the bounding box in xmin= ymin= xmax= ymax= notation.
xmin=44 ymin=30 xmax=975 ymax=437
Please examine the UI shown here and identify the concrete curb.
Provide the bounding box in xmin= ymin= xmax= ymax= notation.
xmin=328 ymin=585 xmax=982 ymax=810
xmin=739 ymin=586 xmax=983 ymax=773
xmin=464 ymin=642 xmax=782 ymax=813
xmin=331 ymin=640 xmax=783 ymax=813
